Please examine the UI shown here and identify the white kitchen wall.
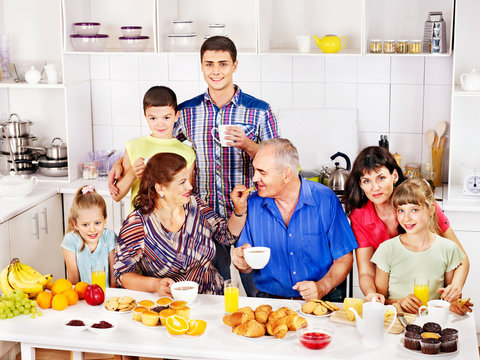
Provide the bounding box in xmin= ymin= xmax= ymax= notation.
xmin=89 ymin=53 xmax=452 ymax=179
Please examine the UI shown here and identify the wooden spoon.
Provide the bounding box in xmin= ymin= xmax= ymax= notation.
xmin=438 ymin=136 xmax=446 ymax=149
xmin=436 ymin=121 xmax=447 ymax=147
xmin=425 ymin=129 xmax=436 ymax=148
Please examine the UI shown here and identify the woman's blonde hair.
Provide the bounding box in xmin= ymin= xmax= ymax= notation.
xmin=67 ymin=185 xmax=107 ymax=251
xmin=392 ymin=178 xmax=443 ymax=236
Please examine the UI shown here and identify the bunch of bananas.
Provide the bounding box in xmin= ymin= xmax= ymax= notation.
xmin=0 ymin=258 xmax=52 ymax=298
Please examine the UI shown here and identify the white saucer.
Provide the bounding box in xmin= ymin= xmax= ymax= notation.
xmin=167 ymin=330 xmax=207 ymax=341
xmin=187 ymin=299 xmax=201 ymax=309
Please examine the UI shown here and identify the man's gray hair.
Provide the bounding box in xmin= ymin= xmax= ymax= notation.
xmin=260 ymin=138 xmax=299 ymax=175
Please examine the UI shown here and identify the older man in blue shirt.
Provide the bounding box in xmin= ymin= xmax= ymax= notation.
xmin=232 ymin=138 xmax=358 ymax=300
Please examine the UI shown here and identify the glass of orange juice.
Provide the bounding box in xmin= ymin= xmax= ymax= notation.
xmin=91 ymin=263 xmax=106 ymax=292
xmin=224 ymin=279 xmax=239 ymax=313
xmin=414 ymin=278 xmax=429 ymax=306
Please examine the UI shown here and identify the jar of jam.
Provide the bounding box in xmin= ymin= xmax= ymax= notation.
xmin=396 ymin=40 xmax=408 ymax=54
xmin=409 ymin=40 xmax=422 ymax=54
xmin=383 ymin=40 xmax=396 ymax=53
xmin=369 ymin=40 xmax=382 ymax=53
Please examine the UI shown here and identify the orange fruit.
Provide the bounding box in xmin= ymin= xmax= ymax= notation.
xmin=51 ymin=279 xmax=72 ymax=296
xmin=74 ymin=281 xmax=89 ymax=299
xmin=63 ymin=289 xmax=79 ymax=305
xmin=186 ymin=320 xmax=207 ymax=336
xmin=36 ymin=291 xmax=53 ymax=309
xmin=165 ymin=314 xmax=189 ymax=335
xmin=52 ymin=294 xmax=68 ymax=311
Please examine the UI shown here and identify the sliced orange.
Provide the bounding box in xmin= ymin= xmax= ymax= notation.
xmin=165 ymin=314 xmax=189 ymax=335
xmin=186 ymin=320 xmax=207 ymax=336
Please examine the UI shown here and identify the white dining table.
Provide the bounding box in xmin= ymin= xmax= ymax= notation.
xmin=0 ymin=288 xmax=478 ymax=360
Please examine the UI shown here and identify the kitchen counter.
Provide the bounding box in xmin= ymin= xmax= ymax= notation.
xmin=0 ymin=187 xmax=57 ymax=224
xmin=59 ymin=177 xmax=116 ymax=197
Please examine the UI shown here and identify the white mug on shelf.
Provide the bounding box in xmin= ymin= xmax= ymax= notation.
xmin=44 ymin=64 xmax=58 ymax=84
xmin=460 ymin=69 xmax=480 ymax=91
xmin=296 ymin=35 xmax=311 ymax=53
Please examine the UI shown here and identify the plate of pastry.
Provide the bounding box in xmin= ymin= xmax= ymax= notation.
xmin=300 ymin=299 xmax=339 ymax=318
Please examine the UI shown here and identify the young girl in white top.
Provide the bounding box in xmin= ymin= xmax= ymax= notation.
xmin=61 ymin=185 xmax=117 ymax=287
xmin=371 ymin=178 xmax=466 ymax=314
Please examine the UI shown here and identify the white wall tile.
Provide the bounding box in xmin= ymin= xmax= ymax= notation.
xmin=389 ymin=133 xmax=423 ymax=165
xmin=391 ymin=57 xmax=424 ymax=84
xmin=109 ymin=54 xmax=139 ymax=80
xmin=357 ymin=84 xmax=390 ymax=132
xmin=423 ymin=85 xmax=451 ymax=132
xmin=390 ymin=84 xmax=424 ymax=133
xmin=112 ymin=126 xmax=141 ymax=152
xmin=236 ymin=54 xmax=261 ymax=82
xmin=358 ymin=132 xmax=383 ymax=150
xmin=110 ymin=80 xmax=141 ymax=127
xmin=425 ymin=57 xmax=453 ymax=85
xmin=90 ymin=55 xmax=109 ymax=80
xmin=325 ymin=57 xmax=357 ymax=83
xmin=138 ymin=53 xmax=168 ymax=81
xmin=168 ymin=54 xmax=199 ymax=81
xmin=260 ymin=55 xmax=292 ymax=82
xmin=325 ymin=83 xmax=357 ymax=108
xmin=169 ymin=81 xmax=204 ymax=104
xmin=91 ymin=80 xmax=111 ymax=125
xmin=293 ymin=56 xmax=324 ymax=83
xmin=292 ymin=83 xmax=324 ymax=108
xmin=261 ymin=82 xmax=292 ymax=113
xmin=93 ymin=125 xmax=113 ymax=151
xmin=236 ymin=82 xmax=262 ymax=100
xmin=358 ymin=56 xmax=390 ymax=84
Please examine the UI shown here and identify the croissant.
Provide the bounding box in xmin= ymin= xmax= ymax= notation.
xmin=255 ymin=305 xmax=272 ymax=324
xmin=285 ymin=314 xmax=307 ymax=331
xmin=233 ymin=319 xmax=266 ymax=338
xmin=266 ymin=318 xmax=288 ymax=339
xmin=268 ymin=308 xmax=288 ymax=322
xmin=223 ymin=311 xmax=253 ymax=327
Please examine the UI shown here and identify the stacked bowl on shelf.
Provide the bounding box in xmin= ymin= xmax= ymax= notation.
xmin=168 ymin=20 xmax=196 ymax=52
xmin=204 ymin=23 xmax=226 ymax=40
xmin=118 ymin=26 xmax=149 ymax=52
xmin=70 ymin=22 xmax=108 ymax=52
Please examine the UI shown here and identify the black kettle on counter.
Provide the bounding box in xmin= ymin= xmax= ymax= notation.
xmin=327 ymin=152 xmax=351 ymax=193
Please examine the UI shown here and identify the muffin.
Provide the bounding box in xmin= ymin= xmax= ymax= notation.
xmin=404 ymin=331 xmax=422 ymax=350
xmin=405 ymin=324 xmax=423 ymax=334
xmin=141 ymin=310 xmax=159 ymax=326
xmin=159 ymin=308 xmax=176 ymax=326
xmin=132 ymin=306 xmax=148 ymax=322
xmin=137 ymin=299 xmax=155 ymax=308
xmin=175 ymin=306 xmax=190 ymax=320
xmin=170 ymin=300 xmax=188 ymax=309
xmin=420 ymin=338 xmax=441 ymax=354
xmin=421 ymin=332 xmax=440 ymax=340
xmin=423 ymin=322 xmax=441 ymax=334
xmin=151 ymin=305 xmax=168 ymax=313
xmin=440 ymin=334 xmax=458 ymax=353
xmin=156 ymin=297 xmax=173 ymax=306
xmin=441 ymin=328 xmax=458 ymax=339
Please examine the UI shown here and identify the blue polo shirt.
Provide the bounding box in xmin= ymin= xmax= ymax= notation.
xmin=237 ymin=178 xmax=358 ymax=297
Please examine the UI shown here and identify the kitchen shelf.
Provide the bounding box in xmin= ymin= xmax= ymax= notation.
xmin=453 ymin=86 xmax=480 ymax=96
xmin=0 ymin=80 xmax=64 ymax=89
xmin=447 ymin=185 xmax=480 ymax=204
xmin=264 ymin=48 xmax=362 ymax=56
xmin=365 ymin=53 xmax=452 ymax=57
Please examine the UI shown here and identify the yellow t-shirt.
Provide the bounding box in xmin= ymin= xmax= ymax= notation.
xmin=125 ymin=136 xmax=196 ymax=211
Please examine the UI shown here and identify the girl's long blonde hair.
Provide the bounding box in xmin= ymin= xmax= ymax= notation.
xmin=67 ymin=185 xmax=107 ymax=251
xmin=392 ymin=178 xmax=444 ymax=236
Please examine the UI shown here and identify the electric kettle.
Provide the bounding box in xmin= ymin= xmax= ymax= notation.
xmin=327 ymin=152 xmax=351 ymax=193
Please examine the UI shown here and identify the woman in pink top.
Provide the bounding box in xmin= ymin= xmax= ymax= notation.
xmin=343 ymin=146 xmax=469 ymax=303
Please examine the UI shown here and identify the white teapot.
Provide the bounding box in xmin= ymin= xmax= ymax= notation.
xmin=349 ymin=298 xmax=397 ymax=348
xmin=460 ymin=69 xmax=480 ymax=91
xmin=24 ymin=66 xmax=41 ymax=85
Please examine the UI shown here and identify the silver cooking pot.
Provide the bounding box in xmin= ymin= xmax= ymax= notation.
xmin=0 ymin=153 xmax=39 ymax=175
xmin=1 ymin=113 xmax=33 ymax=138
xmin=37 ymin=157 xmax=68 ymax=177
xmin=45 ymin=137 xmax=67 ymax=160
xmin=0 ymin=136 xmax=37 ymax=154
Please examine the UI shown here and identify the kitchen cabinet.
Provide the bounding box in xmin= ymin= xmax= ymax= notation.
xmin=9 ymin=194 xmax=65 ymax=279
xmin=0 ymin=222 xmax=10 ymax=270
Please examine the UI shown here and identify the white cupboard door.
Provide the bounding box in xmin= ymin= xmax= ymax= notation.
xmin=0 ymin=222 xmax=10 ymax=270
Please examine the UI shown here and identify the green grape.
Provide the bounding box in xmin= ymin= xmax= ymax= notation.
xmin=30 ymin=300 xmax=37 ymax=306
xmin=0 ymin=313 xmax=6 ymax=320
xmin=30 ymin=307 xmax=37 ymax=314
xmin=15 ymin=302 xmax=21 ymax=308
xmin=6 ymin=313 xmax=13 ymax=319
xmin=37 ymin=311 xmax=43 ymax=317
xmin=13 ymin=309 xmax=19 ymax=316
xmin=18 ymin=306 xmax=24 ymax=312
xmin=24 ymin=302 xmax=31 ymax=309
xmin=30 ymin=314 xmax=35 ymax=319
xmin=21 ymin=298 xmax=28 ymax=305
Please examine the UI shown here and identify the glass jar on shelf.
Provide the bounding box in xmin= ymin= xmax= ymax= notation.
xmin=404 ymin=163 xmax=422 ymax=179
xmin=383 ymin=40 xmax=396 ymax=53
xmin=396 ymin=40 xmax=408 ymax=54
xmin=369 ymin=39 xmax=382 ymax=53
xmin=83 ymin=161 xmax=98 ymax=180
xmin=409 ymin=40 xmax=422 ymax=54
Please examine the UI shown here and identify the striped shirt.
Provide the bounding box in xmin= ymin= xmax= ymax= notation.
xmin=113 ymin=195 xmax=238 ymax=294
xmin=174 ymin=86 xmax=279 ymax=219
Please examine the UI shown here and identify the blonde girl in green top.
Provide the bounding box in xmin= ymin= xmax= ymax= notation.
xmin=111 ymin=86 xmax=195 ymax=211
xmin=372 ymin=178 xmax=469 ymax=315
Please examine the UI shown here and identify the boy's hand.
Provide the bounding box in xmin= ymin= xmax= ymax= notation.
xmin=438 ymin=285 xmax=462 ymax=303
xmin=132 ymin=158 xmax=146 ymax=178
xmin=399 ymin=294 xmax=422 ymax=314
xmin=365 ymin=292 xmax=385 ymax=304
xmin=108 ymin=162 xmax=123 ymax=196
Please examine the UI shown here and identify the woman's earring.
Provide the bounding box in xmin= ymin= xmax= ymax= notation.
xmin=160 ymin=194 xmax=164 ymax=199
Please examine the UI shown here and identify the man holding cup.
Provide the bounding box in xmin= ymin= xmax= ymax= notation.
xmin=232 ymin=138 xmax=358 ymax=301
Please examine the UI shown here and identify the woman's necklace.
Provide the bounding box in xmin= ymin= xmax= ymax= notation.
xmin=154 ymin=206 xmax=185 ymax=233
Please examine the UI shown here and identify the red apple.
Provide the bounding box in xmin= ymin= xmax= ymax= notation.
xmin=84 ymin=284 xmax=105 ymax=306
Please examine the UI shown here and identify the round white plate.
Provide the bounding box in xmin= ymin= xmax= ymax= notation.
xmin=62 ymin=318 xmax=91 ymax=332
xmin=88 ymin=320 xmax=118 ymax=335
xmin=103 ymin=306 xmax=133 ymax=314
xmin=131 ymin=318 xmax=166 ymax=329
xmin=399 ymin=338 xmax=458 ymax=357
xmin=187 ymin=298 xmax=201 ymax=309
xmin=237 ymin=330 xmax=296 ymax=341
xmin=260 ymin=300 xmax=301 ymax=313
xmin=298 ymin=309 xmax=334 ymax=318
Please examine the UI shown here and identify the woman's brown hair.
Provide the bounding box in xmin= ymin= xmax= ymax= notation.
xmin=343 ymin=146 xmax=405 ymax=215
xmin=133 ymin=152 xmax=187 ymax=214
xmin=392 ymin=178 xmax=444 ymax=236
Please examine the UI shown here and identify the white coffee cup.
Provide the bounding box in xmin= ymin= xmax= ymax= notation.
xmin=44 ymin=64 xmax=58 ymax=84
xmin=170 ymin=281 xmax=199 ymax=304
xmin=243 ymin=247 xmax=271 ymax=269
xmin=211 ymin=124 xmax=240 ymax=147
xmin=296 ymin=35 xmax=311 ymax=53
xmin=418 ymin=299 xmax=450 ymax=327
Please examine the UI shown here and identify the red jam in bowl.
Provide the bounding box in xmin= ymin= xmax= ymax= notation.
xmin=299 ymin=332 xmax=332 ymax=349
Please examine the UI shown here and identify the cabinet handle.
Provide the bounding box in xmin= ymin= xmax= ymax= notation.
xmin=41 ymin=207 xmax=48 ymax=234
xmin=32 ymin=213 xmax=39 ymax=240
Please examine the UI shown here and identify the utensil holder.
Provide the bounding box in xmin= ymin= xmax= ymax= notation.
xmin=432 ymin=147 xmax=444 ymax=187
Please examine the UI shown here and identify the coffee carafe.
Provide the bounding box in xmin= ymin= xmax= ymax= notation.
xmin=423 ymin=11 xmax=447 ymax=53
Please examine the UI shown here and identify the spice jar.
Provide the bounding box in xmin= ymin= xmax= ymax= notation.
xmin=383 ymin=40 xmax=396 ymax=53
xmin=404 ymin=163 xmax=422 ymax=178
xmin=409 ymin=40 xmax=422 ymax=54
xmin=369 ymin=40 xmax=382 ymax=53
xmin=83 ymin=161 xmax=98 ymax=180
xmin=396 ymin=40 xmax=408 ymax=54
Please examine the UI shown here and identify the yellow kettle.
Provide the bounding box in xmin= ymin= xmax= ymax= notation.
xmin=314 ymin=34 xmax=347 ymax=53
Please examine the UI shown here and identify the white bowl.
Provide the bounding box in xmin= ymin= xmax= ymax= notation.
xmin=170 ymin=281 xmax=198 ymax=304
xmin=208 ymin=24 xmax=226 ymax=36
xmin=63 ymin=318 xmax=90 ymax=332
xmin=168 ymin=33 xmax=196 ymax=52
xmin=0 ymin=174 xmax=37 ymax=198
xmin=173 ymin=20 xmax=193 ymax=34
xmin=121 ymin=26 xmax=142 ymax=37
xmin=70 ymin=34 xmax=108 ymax=52
xmin=73 ymin=22 xmax=100 ymax=36
xmin=88 ymin=320 xmax=117 ymax=335
xmin=118 ymin=36 xmax=149 ymax=52
xmin=243 ymin=247 xmax=271 ymax=269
